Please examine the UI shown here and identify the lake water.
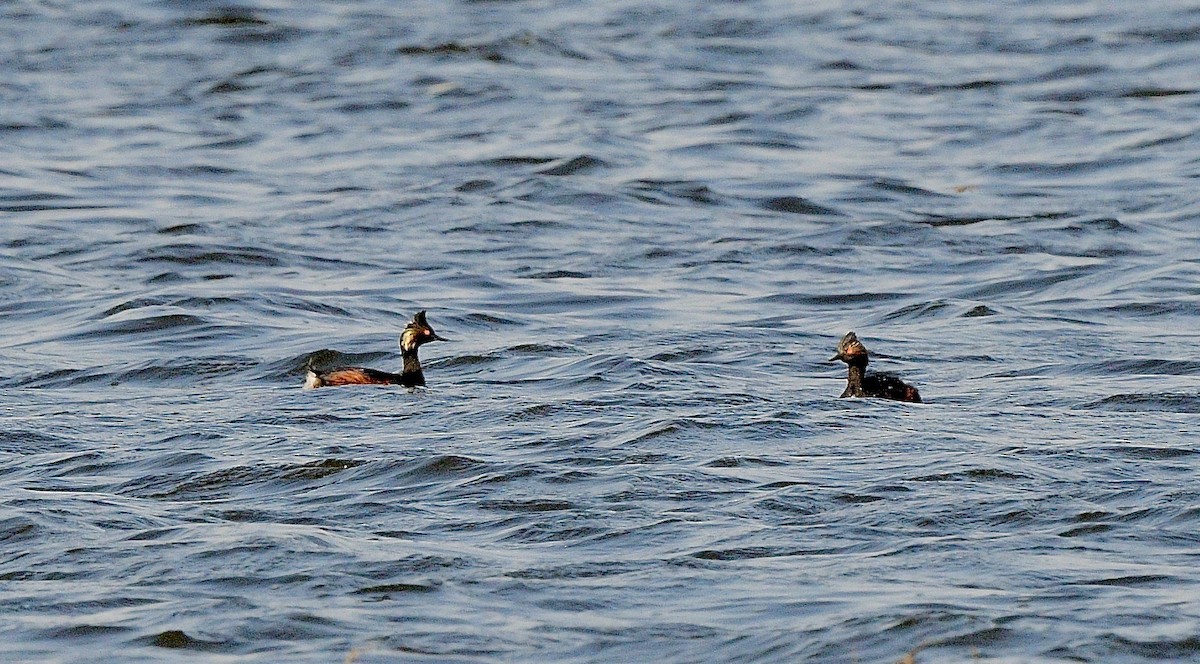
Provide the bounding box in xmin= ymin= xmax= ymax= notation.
xmin=3 ymin=1 xmax=1200 ymax=662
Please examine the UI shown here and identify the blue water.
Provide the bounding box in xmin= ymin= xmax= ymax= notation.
xmin=3 ymin=2 xmax=1200 ymax=662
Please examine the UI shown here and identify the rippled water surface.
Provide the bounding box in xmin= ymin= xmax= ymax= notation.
xmin=4 ymin=1 xmax=1200 ymax=662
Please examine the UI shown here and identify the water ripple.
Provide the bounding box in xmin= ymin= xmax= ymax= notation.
xmin=4 ymin=1 xmax=1200 ymax=662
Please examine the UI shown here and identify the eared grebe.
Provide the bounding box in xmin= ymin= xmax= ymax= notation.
xmin=304 ymin=310 xmax=446 ymax=388
xmin=829 ymin=331 xmax=921 ymax=403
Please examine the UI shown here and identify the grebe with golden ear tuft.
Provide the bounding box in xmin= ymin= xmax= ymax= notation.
xmin=304 ymin=310 xmax=447 ymax=388
xmin=829 ymin=331 xmax=921 ymax=403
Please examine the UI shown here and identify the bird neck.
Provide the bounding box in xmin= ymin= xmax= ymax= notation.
xmin=845 ymin=362 xmax=867 ymax=397
xmin=401 ymin=347 xmax=424 ymax=385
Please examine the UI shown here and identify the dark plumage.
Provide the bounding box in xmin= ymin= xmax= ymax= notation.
xmin=304 ymin=311 xmax=446 ymax=388
xmin=829 ymin=331 xmax=921 ymax=403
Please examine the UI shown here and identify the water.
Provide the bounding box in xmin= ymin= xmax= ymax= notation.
xmin=3 ymin=1 xmax=1200 ymax=661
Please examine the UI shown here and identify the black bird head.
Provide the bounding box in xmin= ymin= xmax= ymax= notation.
xmin=829 ymin=331 xmax=869 ymax=366
xmin=400 ymin=310 xmax=448 ymax=352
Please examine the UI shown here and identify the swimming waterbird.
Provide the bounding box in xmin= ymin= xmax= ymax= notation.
xmin=304 ymin=310 xmax=446 ymax=388
xmin=829 ymin=331 xmax=921 ymax=403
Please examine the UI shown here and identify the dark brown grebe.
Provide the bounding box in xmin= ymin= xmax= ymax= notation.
xmin=304 ymin=311 xmax=446 ymax=388
xmin=829 ymin=331 xmax=921 ymax=403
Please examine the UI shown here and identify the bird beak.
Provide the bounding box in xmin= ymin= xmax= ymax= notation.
xmin=430 ymin=333 xmax=449 ymax=342
xmin=828 ymin=352 xmax=842 ymax=362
